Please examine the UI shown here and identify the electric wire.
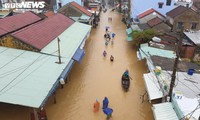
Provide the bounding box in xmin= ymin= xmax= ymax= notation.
xmin=0 ymin=51 xmax=56 ymax=95
xmin=0 ymin=50 xmax=59 ymax=94
xmin=0 ymin=50 xmax=59 ymax=78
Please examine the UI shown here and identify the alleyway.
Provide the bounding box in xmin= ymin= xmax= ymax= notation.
xmin=46 ymin=9 xmax=154 ymax=120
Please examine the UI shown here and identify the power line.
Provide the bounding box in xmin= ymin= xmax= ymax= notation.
xmin=179 ymin=104 xmax=200 ymax=120
xmin=139 ymin=44 xmax=200 ymax=98
xmin=0 ymin=50 xmax=58 ymax=79
xmin=0 ymin=54 xmax=43 ymax=94
xmin=0 ymin=51 xmax=25 ymax=70
xmin=0 ymin=52 xmax=55 ymax=95
xmin=0 ymin=50 xmax=59 ymax=94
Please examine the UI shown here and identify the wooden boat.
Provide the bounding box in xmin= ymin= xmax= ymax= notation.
xmin=121 ymin=71 xmax=130 ymax=91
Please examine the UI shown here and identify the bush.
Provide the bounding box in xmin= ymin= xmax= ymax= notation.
xmin=132 ymin=29 xmax=157 ymax=48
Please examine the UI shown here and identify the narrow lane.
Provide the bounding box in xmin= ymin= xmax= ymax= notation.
xmin=46 ymin=9 xmax=154 ymax=120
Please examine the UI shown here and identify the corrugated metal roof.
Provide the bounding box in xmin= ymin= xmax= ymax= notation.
xmin=184 ymin=31 xmax=200 ymax=45
xmin=0 ymin=11 xmax=42 ymax=36
xmin=139 ymin=43 xmax=176 ymax=59
xmin=147 ymin=17 xmax=163 ymax=27
xmin=152 ymin=102 xmax=179 ymax=120
xmin=143 ymin=73 xmax=163 ymax=101
xmin=11 ymin=13 xmax=75 ymax=50
xmin=41 ymin=22 xmax=91 ymax=57
xmin=70 ymin=1 xmax=92 ymax=17
xmin=0 ymin=22 xmax=91 ymax=108
xmin=0 ymin=47 xmax=69 ymax=108
xmin=166 ymin=6 xmax=188 ymax=18
xmin=0 ymin=28 xmax=7 ymax=36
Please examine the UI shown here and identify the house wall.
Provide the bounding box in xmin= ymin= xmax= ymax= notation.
xmin=172 ymin=9 xmax=200 ymax=32
xmin=152 ymin=23 xmax=171 ymax=33
xmin=139 ymin=13 xmax=165 ymax=24
xmin=181 ymin=46 xmax=195 ymax=59
xmin=193 ymin=46 xmax=200 ymax=61
xmin=0 ymin=36 xmax=39 ymax=52
xmin=131 ymin=0 xmax=176 ymax=18
xmin=167 ymin=16 xmax=174 ymax=25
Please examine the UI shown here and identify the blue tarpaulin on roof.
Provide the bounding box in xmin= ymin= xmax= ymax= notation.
xmin=73 ymin=48 xmax=85 ymax=63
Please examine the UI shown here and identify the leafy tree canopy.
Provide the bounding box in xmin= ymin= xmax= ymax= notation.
xmin=132 ymin=29 xmax=157 ymax=47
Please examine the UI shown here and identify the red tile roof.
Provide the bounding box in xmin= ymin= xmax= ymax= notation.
xmin=70 ymin=1 xmax=92 ymax=17
xmin=147 ymin=17 xmax=163 ymax=27
xmin=0 ymin=11 xmax=42 ymax=36
xmin=11 ymin=13 xmax=75 ymax=50
xmin=138 ymin=8 xmax=165 ymax=19
xmin=166 ymin=6 xmax=188 ymax=18
xmin=44 ymin=11 xmax=55 ymax=17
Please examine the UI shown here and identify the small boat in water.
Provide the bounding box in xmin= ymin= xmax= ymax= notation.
xmin=121 ymin=70 xmax=130 ymax=91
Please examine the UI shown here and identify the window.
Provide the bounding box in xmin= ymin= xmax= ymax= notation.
xmin=191 ymin=22 xmax=198 ymax=30
xmin=177 ymin=22 xmax=183 ymax=29
xmin=166 ymin=0 xmax=172 ymax=6
xmin=158 ymin=2 xmax=164 ymax=8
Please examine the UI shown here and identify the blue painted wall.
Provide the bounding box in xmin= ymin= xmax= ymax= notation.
xmin=131 ymin=0 xmax=176 ymax=18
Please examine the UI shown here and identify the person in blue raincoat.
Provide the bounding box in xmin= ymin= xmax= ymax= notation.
xmin=112 ymin=33 xmax=116 ymax=39
xmin=123 ymin=69 xmax=129 ymax=79
xmin=102 ymin=97 xmax=109 ymax=109
xmin=103 ymin=107 xmax=113 ymax=120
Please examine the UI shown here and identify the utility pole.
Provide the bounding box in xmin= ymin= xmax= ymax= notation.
xmin=168 ymin=28 xmax=184 ymax=102
xmin=128 ymin=0 xmax=131 ymax=19
xmin=57 ymin=37 xmax=61 ymax=64
xmin=118 ymin=0 xmax=122 ymax=13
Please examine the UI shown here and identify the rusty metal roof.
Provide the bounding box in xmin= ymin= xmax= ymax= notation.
xmin=0 ymin=28 xmax=7 ymax=36
xmin=11 ymin=13 xmax=75 ymax=50
xmin=166 ymin=6 xmax=188 ymax=18
xmin=70 ymin=1 xmax=92 ymax=17
xmin=0 ymin=11 xmax=42 ymax=36
xmin=147 ymin=17 xmax=163 ymax=27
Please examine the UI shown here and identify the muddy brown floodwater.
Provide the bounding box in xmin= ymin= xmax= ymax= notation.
xmin=0 ymin=8 xmax=154 ymax=120
xmin=46 ymin=9 xmax=154 ymax=120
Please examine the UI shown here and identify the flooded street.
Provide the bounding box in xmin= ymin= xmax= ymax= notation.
xmin=46 ymin=9 xmax=154 ymax=120
xmin=0 ymin=6 xmax=154 ymax=120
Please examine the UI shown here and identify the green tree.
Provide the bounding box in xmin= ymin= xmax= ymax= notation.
xmin=132 ymin=29 xmax=157 ymax=48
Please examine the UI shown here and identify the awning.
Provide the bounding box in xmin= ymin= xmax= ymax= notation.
xmin=143 ymin=73 xmax=163 ymax=101
xmin=73 ymin=48 xmax=85 ymax=63
xmin=126 ymin=36 xmax=133 ymax=41
xmin=126 ymin=28 xmax=132 ymax=35
xmin=59 ymin=60 xmax=75 ymax=80
xmin=152 ymin=102 xmax=179 ymax=120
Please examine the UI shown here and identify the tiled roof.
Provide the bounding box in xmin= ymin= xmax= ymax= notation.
xmin=138 ymin=23 xmax=150 ymax=30
xmin=0 ymin=11 xmax=42 ymax=36
xmin=44 ymin=11 xmax=55 ymax=17
xmin=166 ymin=6 xmax=188 ymax=18
xmin=138 ymin=8 xmax=165 ymax=19
xmin=70 ymin=1 xmax=92 ymax=17
xmin=11 ymin=13 xmax=75 ymax=50
xmin=147 ymin=17 xmax=163 ymax=27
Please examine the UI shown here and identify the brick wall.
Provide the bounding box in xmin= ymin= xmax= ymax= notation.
xmin=0 ymin=35 xmax=39 ymax=52
xmin=173 ymin=9 xmax=200 ymax=31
